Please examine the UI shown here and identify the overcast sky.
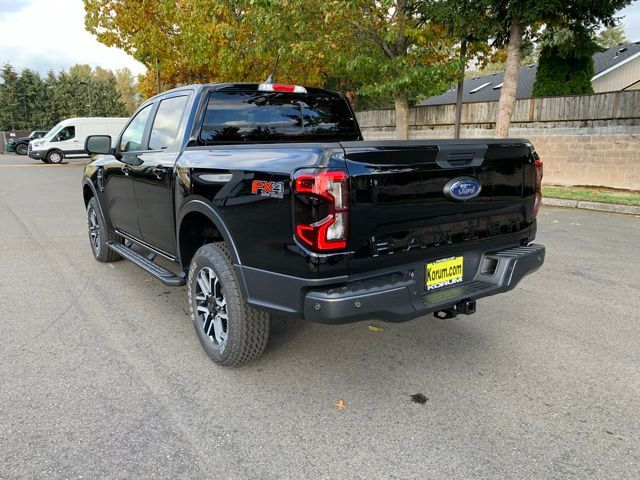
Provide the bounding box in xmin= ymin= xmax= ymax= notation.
xmin=0 ymin=0 xmax=639 ymax=78
xmin=0 ymin=0 xmax=146 ymax=76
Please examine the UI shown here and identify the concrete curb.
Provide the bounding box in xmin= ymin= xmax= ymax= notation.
xmin=543 ymin=197 xmax=640 ymax=215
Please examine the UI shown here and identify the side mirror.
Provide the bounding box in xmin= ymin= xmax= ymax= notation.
xmin=85 ymin=135 xmax=112 ymax=155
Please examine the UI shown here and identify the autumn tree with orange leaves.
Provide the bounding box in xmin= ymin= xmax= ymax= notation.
xmin=84 ymin=0 xmax=459 ymax=139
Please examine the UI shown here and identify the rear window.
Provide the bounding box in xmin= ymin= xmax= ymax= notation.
xmin=199 ymin=90 xmax=359 ymax=144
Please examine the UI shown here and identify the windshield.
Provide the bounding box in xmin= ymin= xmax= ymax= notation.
xmin=43 ymin=122 xmax=64 ymax=140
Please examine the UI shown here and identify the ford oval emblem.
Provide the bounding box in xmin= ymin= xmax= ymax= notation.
xmin=444 ymin=177 xmax=482 ymax=201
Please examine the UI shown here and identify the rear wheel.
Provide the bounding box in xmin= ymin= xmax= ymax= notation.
xmin=188 ymin=243 xmax=270 ymax=366
xmin=15 ymin=143 xmax=28 ymax=155
xmin=87 ymin=197 xmax=122 ymax=262
xmin=47 ymin=150 xmax=64 ymax=164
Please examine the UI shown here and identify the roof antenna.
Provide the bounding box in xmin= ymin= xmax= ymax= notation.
xmin=265 ymin=55 xmax=280 ymax=84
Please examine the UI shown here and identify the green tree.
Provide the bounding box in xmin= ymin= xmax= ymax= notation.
xmin=42 ymin=70 xmax=62 ymax=128
xmin=0 ymin=64 xmax=21 ymax=130
xmin=420 ymin=0 xmax=498 ymax=138
xmin=489 ymin=0 xmax=632 ymax=137
xmin=92 ymin=67 xmax=128 ymax=117
xmin=596 ymin=24 xmax=629 ymax=49
xmin=115 ymin=68 xmax=139 ymax=114
xmin=301 ymin=0 xmax=458 ymax=139
xmin=0 ymin=63 xmax=130 ymax=131
xmin=532 ymin=27 xmax=597 ymax=97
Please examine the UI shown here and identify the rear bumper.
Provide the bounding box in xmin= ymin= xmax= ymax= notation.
xmin=304 ymin=244 xmax=544 ymax=323
xmin=238 ymin=243 xmax=545 ymax=324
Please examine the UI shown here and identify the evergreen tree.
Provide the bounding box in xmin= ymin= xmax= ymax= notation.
xmin=0 ymin=63 xmax=135 ymax=131
xmin=532 ymin=27 xmax=598 ymax=97
xmin=115 ymin=68 xmax=139 ymax=115
xmin=0 ymin=64 xmax=20 ymax=130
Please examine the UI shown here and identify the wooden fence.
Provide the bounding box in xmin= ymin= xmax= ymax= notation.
xmin=356 ymin=90 xmax=640 ymax=128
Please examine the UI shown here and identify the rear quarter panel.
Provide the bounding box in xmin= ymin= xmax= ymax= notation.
xmin=176 ymin=144 xmax=348 ymax=277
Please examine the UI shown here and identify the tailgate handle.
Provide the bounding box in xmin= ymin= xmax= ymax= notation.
xmin=436 ymin=144 xmax=487 ymax=169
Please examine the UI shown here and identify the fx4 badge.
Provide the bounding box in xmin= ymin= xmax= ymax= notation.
xmin=251 ymin=180 xmax=284 ymax=199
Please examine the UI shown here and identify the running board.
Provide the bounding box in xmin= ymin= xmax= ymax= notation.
xmin=107 ymin=241 xmax=186 ymax=286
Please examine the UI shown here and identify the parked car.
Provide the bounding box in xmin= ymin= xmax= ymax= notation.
xmin=29 ymin=117 xmax=128 ymax=163
xmin=82 ymin=82 xmax=545 ymax=366
xmin=7 ymin=130 xmax=47 ymax=155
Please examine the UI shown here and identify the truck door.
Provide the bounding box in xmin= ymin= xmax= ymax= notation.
xmin=130 ymin=94 xmax=190 ymax=256
xmin=104 ymin=104 xmax=153 ymax=239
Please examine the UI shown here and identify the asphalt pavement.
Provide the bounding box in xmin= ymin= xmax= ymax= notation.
xmin=0 ymin=152 xmax=639 ymax=479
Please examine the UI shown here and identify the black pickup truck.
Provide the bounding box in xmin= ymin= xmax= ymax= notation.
xmin=83 ymin=82 xmax=545 ymax=366
xmin=7 ymin=130 xmax=47 ymax=155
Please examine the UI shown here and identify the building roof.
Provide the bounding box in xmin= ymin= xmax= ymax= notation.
xmin=418 ymin=41 xmax=640 ymax=106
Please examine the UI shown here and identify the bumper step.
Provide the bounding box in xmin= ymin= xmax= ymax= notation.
xmin=107 ymin=242 xmax=185 ymax=286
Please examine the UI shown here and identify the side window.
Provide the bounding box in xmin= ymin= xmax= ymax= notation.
xmin=148 ymin=96 xmax=188 ymax=150
xmin=120 ymin=104 xmax=152 ymax=152
xmin=54 ymin=126 xmax=75 ymax=142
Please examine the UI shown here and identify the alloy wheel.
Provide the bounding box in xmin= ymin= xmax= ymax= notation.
xmin=88 ymin=207 xmax=100 ymax=255
xmin=195 ymin=267 xmax=228 ymax=346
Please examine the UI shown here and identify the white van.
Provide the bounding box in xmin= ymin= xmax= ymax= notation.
xmin=29 ymin=117 xmax=128 ymax=163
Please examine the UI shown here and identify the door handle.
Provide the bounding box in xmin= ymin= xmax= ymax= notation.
xmin=121 ymin=165 xmax=131 ymax=176
xmin=153 ymin=166 xmax=169 ymax=179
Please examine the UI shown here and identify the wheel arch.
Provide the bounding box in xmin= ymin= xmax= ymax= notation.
xmin=82 ymin=179 xmax=112 ymax=229
xmin=82 ymin=181 xmax=95 ymax=207
xmin=177 ymin=199 xmax=241 ymax=270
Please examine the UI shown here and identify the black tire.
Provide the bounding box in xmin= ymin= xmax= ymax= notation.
xmin=87 ymin=197 xmax=123 ymax=262
xmin=188 ymin=243 xmax=270 ymax=366
xmin=47 ymin=149 xmax=64 ymax=164
xmin=15 ymin=143 xmax=28 ymax=155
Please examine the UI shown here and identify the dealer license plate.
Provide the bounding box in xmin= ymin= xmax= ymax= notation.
xmin=425 ymin=256 xmax=464 ymax=291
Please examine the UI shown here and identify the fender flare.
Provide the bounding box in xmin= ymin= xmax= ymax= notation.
xmin=82 ymin=178 xmax=112 ymax=230
xmin=176 ymin=198 xmax=241 ymax=268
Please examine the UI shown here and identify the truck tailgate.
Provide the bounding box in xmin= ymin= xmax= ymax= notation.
xmin=340 ymin=140 xmax=538 ymax=274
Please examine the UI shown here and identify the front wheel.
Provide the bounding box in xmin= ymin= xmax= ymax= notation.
xmin=87 ymin=197 xmax=122 ymax=262
xmin=15 ymin=143 xmax=28 ymax=155
xmin=188 ymin=243 xmax=271 ymax=366
xmin=47 ymin=150 xmax=64 ymax=164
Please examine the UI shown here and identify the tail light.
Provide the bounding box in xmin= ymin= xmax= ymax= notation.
xmin=531 ymin=158 xmax=543 ymax=218
xmin=292 ymin=169 xmax=349 ymax=251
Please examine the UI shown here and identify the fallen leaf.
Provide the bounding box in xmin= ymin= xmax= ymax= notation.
xmin=368 ymin=325 xmax=383 ymax=332
xmin=410 ymin=393 xmax=428 ymax=404
xmin=335 ymin=399 xmax=346 ymax=410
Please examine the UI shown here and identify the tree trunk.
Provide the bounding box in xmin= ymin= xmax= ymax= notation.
xmin=495 ymin=17 xmax=523 ymax=138
xmin=454 ymin=38 xmax=467 ymax=139
xmin=394 ymin=89 xmax=409 ymax=140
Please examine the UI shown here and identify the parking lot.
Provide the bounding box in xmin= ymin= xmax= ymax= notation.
xmin=1 ymin=152 xmax=639 ymax=479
